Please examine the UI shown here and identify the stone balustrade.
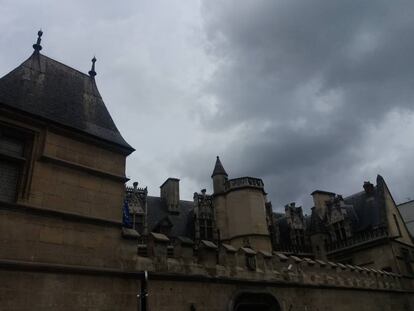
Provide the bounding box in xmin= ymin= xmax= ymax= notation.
xmin=224 ymin=177 xmax=264 ymax=192
xmin=327 ymin=227 xmax=389 ymax=253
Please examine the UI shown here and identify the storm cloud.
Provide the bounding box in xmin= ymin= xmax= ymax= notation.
xmin=2 ymin=1 xmax=414 ymax=210
xmin=182 ymin=0 xmax=414 ymax=209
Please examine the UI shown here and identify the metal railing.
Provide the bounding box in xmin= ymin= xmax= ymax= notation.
xmin=327 ymin=227 xmax=389 ymax=252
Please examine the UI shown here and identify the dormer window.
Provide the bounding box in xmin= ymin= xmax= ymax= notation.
xmin=333 ymin=221 xmax=347 ymax=241
xmin=200 ymin=218 xmax=213 ymax=241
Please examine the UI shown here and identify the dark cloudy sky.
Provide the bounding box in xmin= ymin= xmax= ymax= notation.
xmin=2 ymin=0 xmax=414 ymax=211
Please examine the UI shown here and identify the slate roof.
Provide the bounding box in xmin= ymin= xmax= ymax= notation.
xmin=344 ymin=191 xmax=385 ymax=232
xmin=211 ymin=156 xmax=228 ymax=177
xmin=146 ymin=196 xmax=194 ymax=238
xmin=0 ymin=52 xmax=133 ymax=152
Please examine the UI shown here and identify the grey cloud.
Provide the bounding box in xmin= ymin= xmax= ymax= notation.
xmin=173 ymin=0 xmax=414 ymax=209
xmin=3 ymin=1 xmax=414 ymax=208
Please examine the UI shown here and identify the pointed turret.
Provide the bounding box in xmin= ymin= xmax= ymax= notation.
xmin=212 ymin=156 xmax=228 ymax=194
xmin=211 ymin=156 xmax=228 ymax=178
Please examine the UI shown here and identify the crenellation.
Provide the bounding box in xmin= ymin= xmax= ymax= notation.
xmin=147 ymin=232 xmax=170 ymax=267
xmin=218 ymin=243 xmax=237 ymax=267
xmin=174 ymin=236 xmax=194 ymax=263
xmin=198 ymin=240 xmax=218 ymax=268
xmin=123 ymin=243 xmax=407 ymax=290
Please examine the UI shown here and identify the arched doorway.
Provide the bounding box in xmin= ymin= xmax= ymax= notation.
xmin=232 ymin=292 xmax=281 ymax=311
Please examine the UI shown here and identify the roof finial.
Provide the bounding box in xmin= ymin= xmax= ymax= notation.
xmin=32 ymin=29 xmax=43 ymax=53
xmin=89 ymin=56 xmax=97 ymax=77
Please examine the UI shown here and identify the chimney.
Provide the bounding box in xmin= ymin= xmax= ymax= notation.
xmin=311 ymin=190 xmax=335 ymax=218
xmin=160 ymin=178 xmax=180 ymax=214
xmin=363 ymin=181 xmax=374 ymax=195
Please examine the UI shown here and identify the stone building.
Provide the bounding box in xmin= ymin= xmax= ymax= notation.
xmin=267 ymin=177 xmax=414 ymax=277
xmin=1 ymin=32 xmax=414 ymax=311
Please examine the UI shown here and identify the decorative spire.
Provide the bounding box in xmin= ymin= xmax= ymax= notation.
xmin=32 ymin=30 xmax=43 ymax=53
xmin=88 ymin=56 xmax=97 ymax=77
xmin=211 ymin=156 xmax=228 ymax=178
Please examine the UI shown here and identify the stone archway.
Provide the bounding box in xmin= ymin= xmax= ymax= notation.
xmin=231 ymin=291 xmax=281 ymax=311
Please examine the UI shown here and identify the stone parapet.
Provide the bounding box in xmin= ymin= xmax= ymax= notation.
xmin=224 ymin=177 xmax=264 ymax=192
xmin=135 ymin=236 xmax=407 ymax=292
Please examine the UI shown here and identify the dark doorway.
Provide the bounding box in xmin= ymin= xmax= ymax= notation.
xmin=233 ymin=292 xmax=280 ymax=311
xmin=236 ymin=303 xmax=271 ymax=311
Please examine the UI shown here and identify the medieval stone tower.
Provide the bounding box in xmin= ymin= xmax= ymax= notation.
xmin=212 ymin=156 xmax=272 ymax=252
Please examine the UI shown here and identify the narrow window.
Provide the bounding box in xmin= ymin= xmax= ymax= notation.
xmin=401 ymin=248 xmax=413 ymax=275
xmin=0 ymin=129 xmax=26 ymax=203
xmin=206 ymin=219 xmax=213 ymax=240
xmin=393 ymin=214 xmax=402 ymax=237
xmin=341 ymin=227 xmax=347 ymax=240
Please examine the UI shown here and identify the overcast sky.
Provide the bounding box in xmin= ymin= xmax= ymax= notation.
xmin=2 ymin=0 xmax=414 ymax=211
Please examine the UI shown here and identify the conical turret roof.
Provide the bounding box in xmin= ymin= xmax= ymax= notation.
xmin=211 ymin=156 xmax=228 ymax=177
xmin=0 ymin=52 xmax=134 ymax=153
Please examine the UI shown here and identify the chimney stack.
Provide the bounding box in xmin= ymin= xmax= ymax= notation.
xmin=160 ymin=178 xmax=180 ymax=214
xmin=311 ymin=190 xmax=335 ymax=218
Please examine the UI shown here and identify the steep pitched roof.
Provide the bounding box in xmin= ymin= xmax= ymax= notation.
xmin=146 ymin=196 xmax=194 ymax=238
xmin=211 ymin=156 xmax=228 ymax=177
xmin=344 ymin=178 xmax=387 ymax=232
xmin=0 ymin=52 xmax=133 ymax=152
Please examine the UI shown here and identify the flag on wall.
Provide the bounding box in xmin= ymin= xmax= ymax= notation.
xmin=122 ymin=200 xmax=132 ymax=228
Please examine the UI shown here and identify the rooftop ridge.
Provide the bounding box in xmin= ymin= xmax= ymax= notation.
xmin=31 ymin=53 xmax=98 ymax=80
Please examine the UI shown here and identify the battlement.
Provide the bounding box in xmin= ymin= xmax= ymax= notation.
xmin=126 ymin=185 xmax=148 ymax=194
xmin=224 ymin=177 xmax=264 ymax=192
xmin=128 ymin=231 xmax=410 ymax=292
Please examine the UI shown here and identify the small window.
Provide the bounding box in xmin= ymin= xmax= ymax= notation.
xmin=200 ymin=218 xmax=214 ymax=241
xmin=0 ymin=127 xmax=29 ymax=203
xmin=401 ymin=248 xmax=413 ymax=275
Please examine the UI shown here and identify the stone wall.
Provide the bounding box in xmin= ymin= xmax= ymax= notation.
xmin=1 ymin=266 xmax=412 ymax=311
xmin=26 ymin=129 xmax=127 ymax=222
xmin=0 ymin=206 xmax=137 ymax=269
xmin=148 ymin=279 xmax=414 ymax=311
xmin=0 ymin=269 xmax=139 ymax=311
xmin=215 ymin=187 xmax=272 ymax=252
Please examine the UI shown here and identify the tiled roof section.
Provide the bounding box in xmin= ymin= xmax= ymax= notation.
xmin=221 ymin=243 xmax=237 ymax=253
xmin=146 ymin=196 xmax=194 ymax=238
xmin=150 ymin=232 xmax=170 ymax=242
xmin=211 ymin=156 xmax=228 ymax=177
xmin=0 ymin=53 xmax=133 ymax=152
xmin=344 ymin=189 xmax=385 ymax=232
xmin=200 ymin=240 xmax=218 ymax=249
